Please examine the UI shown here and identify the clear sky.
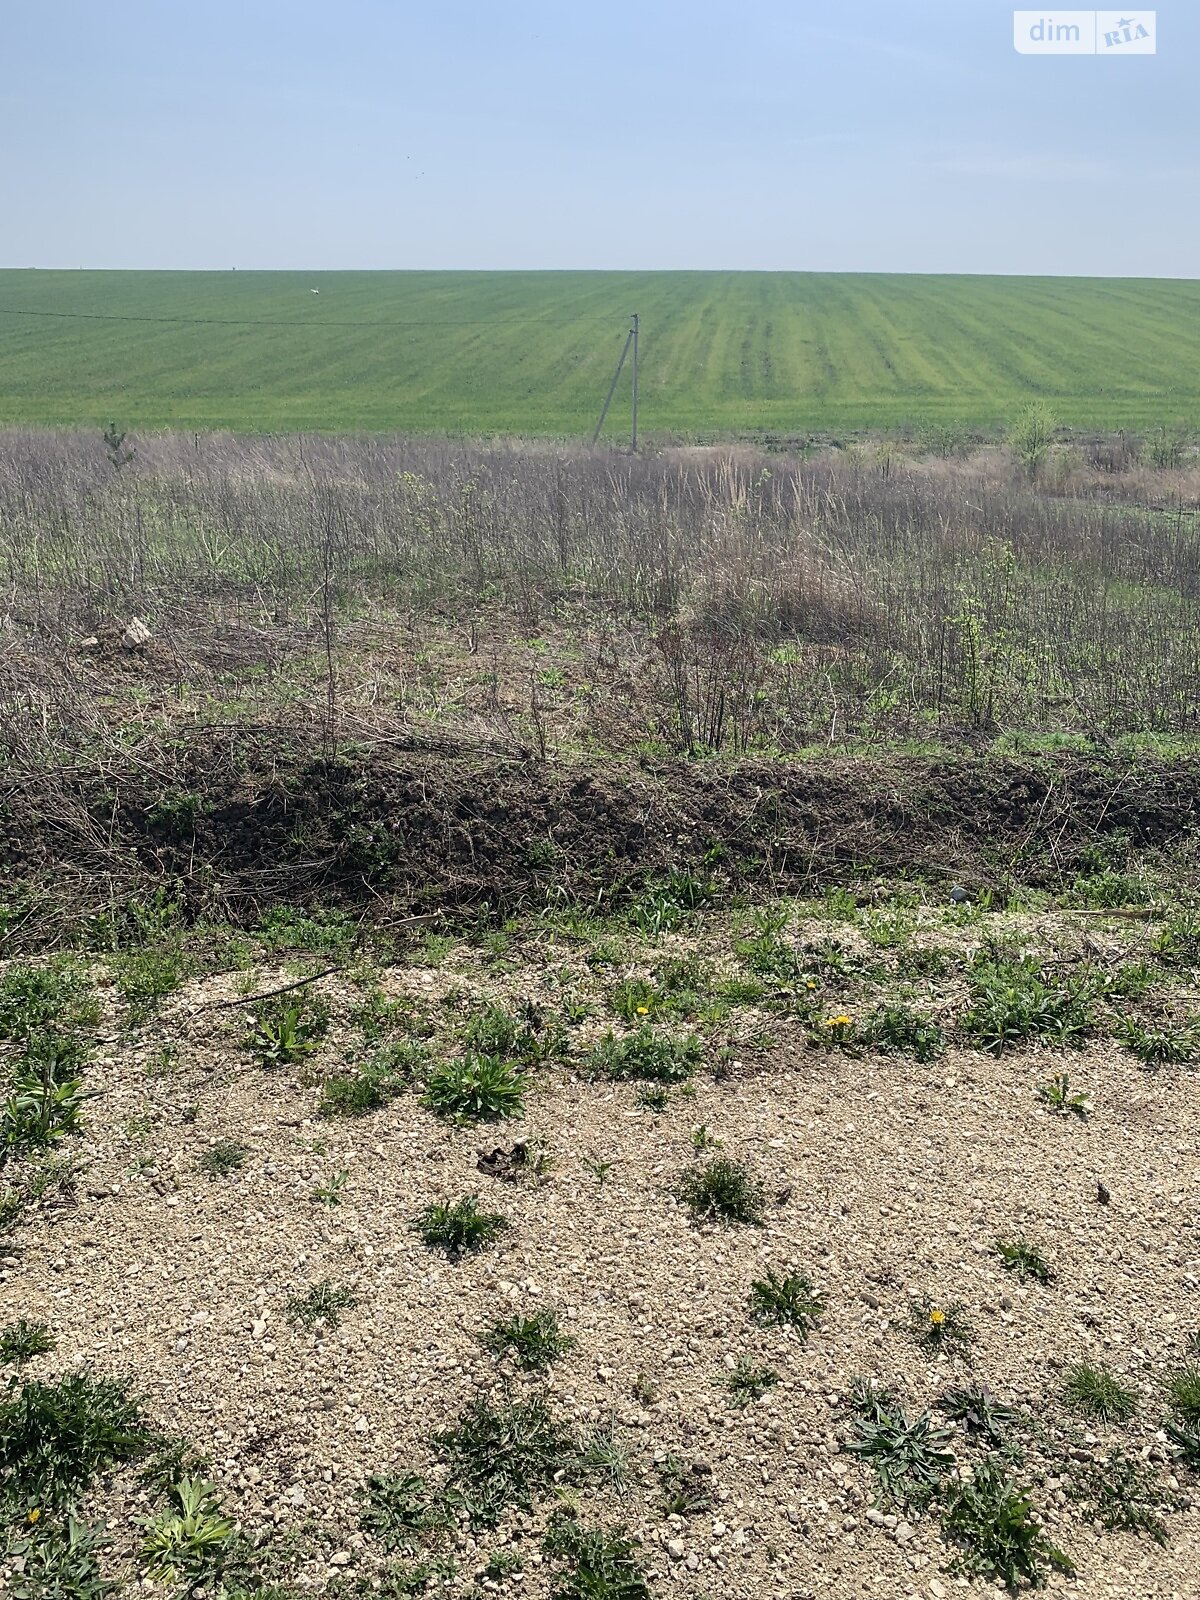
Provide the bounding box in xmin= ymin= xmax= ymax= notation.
xmin=4 ymin=1 xmax=1195 ymax=275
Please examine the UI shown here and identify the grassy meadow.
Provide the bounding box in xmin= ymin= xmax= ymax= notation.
xmin=1 ymin=269 xmax=1199 ymax=436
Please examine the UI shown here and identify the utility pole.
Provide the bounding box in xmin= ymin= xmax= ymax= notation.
xmin=591 ymin=313 xmax=641 ymax=451
xmin=591 ymin=326 xmax=633 ymax=447
xmin=631 ymin=312 xmax=639 ymax=452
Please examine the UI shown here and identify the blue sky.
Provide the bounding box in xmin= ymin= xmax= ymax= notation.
xmin=4 ymin=1 xmax=1195 ymax=274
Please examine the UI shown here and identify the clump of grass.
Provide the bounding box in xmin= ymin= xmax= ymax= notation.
xmin=360 ymin=1472 xmax=451 ymax=1551
xmin=433 ymin=1394 xmax=577 ymax=1528
xmin=579 ymin=1420 xmax=634 ymax=1490
xmin=319 ymin=1043 xmax=422 ymax=1117
xmin=0 ymin=961 xmax=98 ymax=1043
xmin=941 ymin=1457 xmax=1074 ymax=1588
xmin=542 ymin=1513 xmax=650 ymax=1600
xmin=462 ymin=1004 xmax=560 ymax=1066
xmin=862 ymin=1004 xmax=943 ymax=1063
xmin=1062 ymin=1361 xmax=1138 ymax=1423
xmin=1068 ymin=1450 xmax=1175 ymax=1545
xmin=1036 ymin=1071 xmax=1092 ymax=1119
xmin=140 ymin=1477 xmax=233 ymax=1586
xmin=747 ymin=1270 xmax=824 ymax=1337
xmin=993 ymin=1237 xmax=1056 ymax=1285
xmin=1116 ymin=1018 xmax=1198 ymax=1067
xmin=1152 ymin=913 xmax=1200 ymax=967
xmin=1165 ymin=1364 xmax=1200 ymax=1426
xmin=912 ymin=1295 xmax=974 ymax=1358
xmin=247 ymin=995 xmax=328 ymax=1067
xmin=114 ymin=945 xmax=190 ymax=1022
xmin=843 ymin=1381 xmax=955 ymax=1510
xmin=589 ymin=1026 xmax=701 ymax=1083
xmin=0 ymin=1371 xmax=151 ymax=1509
xmin=0 ymin=1318 xmax=56 ymax=1367
xmin=675 ymin=1157 xmax=764 ymax=1226
xmin=423 ymin=1054 xmax=524 ymax=1122
xmin=719 ymin=1356 xmax=779 ymax=1408
xmin=199 ymin=1140 xmax=247 ymax=1178
xmin=1164 ymin=1365 xmax=1200 ymax=1467
xmin=285 ymin=1279 xmax=358 ymax=1330
xmin=481 ymin=1308 xmax=575 ymax=1372
xmin=411 ymin=1196 xmax=508 ymax=1258
xmin=962 ymin=956 xmax=1095 ymax=1053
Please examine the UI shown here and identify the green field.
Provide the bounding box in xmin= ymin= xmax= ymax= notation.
xmin=1 ymin=269 xmax=1198 ymax=437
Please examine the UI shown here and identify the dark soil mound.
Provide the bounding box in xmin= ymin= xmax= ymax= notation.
xmin=3 ymin=739 xmax=1197 ymax=925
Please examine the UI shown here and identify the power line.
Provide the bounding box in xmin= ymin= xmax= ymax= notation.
xmin=0 ymin=305 xmax=621 ymax=331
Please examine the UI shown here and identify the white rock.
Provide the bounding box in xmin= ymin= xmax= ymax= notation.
xmin=121 ymin=617 xmax=152 ymax=650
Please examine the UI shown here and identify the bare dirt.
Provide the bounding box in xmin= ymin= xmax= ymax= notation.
xmin=3 ymin=904 xmax=1199 ymax=1598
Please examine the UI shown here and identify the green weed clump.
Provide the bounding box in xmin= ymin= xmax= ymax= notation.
xmin=140 ymin=1477 xmax=233 ymax=1586
xmin=1116 ymin=1018 xmax=1198 ymax=1067
xmin=1 ymin=1061 xmax=92 ymax=1167
xmin=1068 ymin=1450 xmax=1175 ymax=1545
xmin=1036 ymin=1071 xmax=1092 ymax=1119
xmin=285 ymin=1280 xmax=358 ymax=1330
xmin=1062 ymin=1362 xmax=1138 ymax=1423
xmin=844 ymin=1382 xmax=954 ymax=1510
xmin=411 ymin=1196 xmax=508 ymax=1258
xmin=0 ymin=1371 xmax=151 ymax=1510
xmin=589 ymin=1026 xmax=701 ymax=1084
xmin=676 ymin=1157 xmax=764 ymax=1226
xmin=912 ymin=1296 xmax=974 ymax=1358
xmin=542 ymin=1512 xmax=651 ymax=1600
xmin=993 ymin=1238 xmax=1056 ymax=1285
xmin=199 ymin=1140 xmax=247 ymax=1178
xmin=719 ymin=1357 xmax=779 ymax=1408
xmin=962 ymin=955 xmax=1096 ymax=1053
xmin=3 ymin=1514 xmax=114 ymax=1600
xmin=423 ymin=1053 xmax=525 ymax=1122
xmin=0 ymin=1319 xmax=56 ymax=1368
xmin=482 ymin=1308 xmax=575 ymax=1372
xmin=747 ymin=1271 xmax=824 ymax=1336
xmin=862 ymin=1004 xmax=944 ymax=1062
xmin=940 ymin=1385 xmax=1019 ymax=1446
xmin=319 ymin=1042 xmax=422 ymax=1116
xmin=360 ymin=1472 xmax=451 ymax=1551
xmin=248 ymin=995 xmax=328 ymax=1067
xmin=433 ymin=1395 xmax=577 ymax=1528
xmin=0 ymin=962 xmax=98 ymax=1043
xmin=941 ymin=1457 xmax=1074 ymax=1587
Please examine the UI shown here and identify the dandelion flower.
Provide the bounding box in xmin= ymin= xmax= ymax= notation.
xmin=27 ymin=1507 xmax=40 ymax=1524
xmin=636 ymin=1005 xmax=649 ymax=1016
xmin=929 ymin=1308 xmax=946 ymax=1326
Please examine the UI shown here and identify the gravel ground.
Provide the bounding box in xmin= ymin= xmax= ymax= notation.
xmin=2 ymin=913 xmax=1199 ymax=1599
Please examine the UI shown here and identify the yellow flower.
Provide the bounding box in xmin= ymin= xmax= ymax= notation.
xmin=806 ymin=980 xmax=817 ymax=990
xmin=636 ymin=1005 xmax=649 ymax=1016
xmin=27 ymin=1507 xmax=41 ymax=1524
xmin=929 ymin=1308 xmax=946 ymax=1326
